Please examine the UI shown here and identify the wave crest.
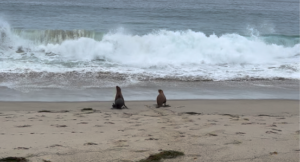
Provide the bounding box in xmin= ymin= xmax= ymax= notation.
xmin=38 ymin=30 xmax=299 ymax=66
xmin=13 ymin=29 xmax=97 ymax=44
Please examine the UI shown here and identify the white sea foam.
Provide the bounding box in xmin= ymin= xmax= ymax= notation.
xmin=38 ymin=30 xmax=298 ymax=65
xmin=0 ymin=20 xmax=299 ymax=88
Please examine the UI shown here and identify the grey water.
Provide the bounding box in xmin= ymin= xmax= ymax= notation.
xmin=0 ymin=80 xmax=298 ymax=101
xmin=0 ymin=0 xmax=299 ymax=36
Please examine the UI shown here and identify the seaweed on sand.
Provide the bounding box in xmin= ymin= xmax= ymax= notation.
xmin=0 ymin=157 xmax=28 ymax=162
xmin=138 ymin=150 xmax=184 ymax=162
xmin=81 ymin=108 xmax=93 ymax=111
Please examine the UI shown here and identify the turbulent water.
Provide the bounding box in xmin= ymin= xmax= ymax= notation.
xmin=0 ymin=0 xmax=299 ymax=93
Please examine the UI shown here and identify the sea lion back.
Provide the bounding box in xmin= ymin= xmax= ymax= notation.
xmin=113 ymin=86 xmax=127 ymax=109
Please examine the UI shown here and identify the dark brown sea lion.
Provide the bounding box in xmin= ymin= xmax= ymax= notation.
xmin=156 ymin=89 xmax=167 ymax=108
xmin=112 ymin=86 xmax=128 ymax=109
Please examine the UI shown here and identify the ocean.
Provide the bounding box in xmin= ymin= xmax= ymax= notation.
xmin=0 ymin=0 xmax=299 ymax=101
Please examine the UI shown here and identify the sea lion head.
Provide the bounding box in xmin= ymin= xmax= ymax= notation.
xmin=158 ymin=89 xmax=163 ymax=94
xmin=116 ymin=86 xmax=121 ymax=92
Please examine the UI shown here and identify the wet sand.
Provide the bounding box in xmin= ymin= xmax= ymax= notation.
xmin=0 ymin=99 xmax=299 ymax=162
xmin=0 ymin=80 xmax=299 ymax=101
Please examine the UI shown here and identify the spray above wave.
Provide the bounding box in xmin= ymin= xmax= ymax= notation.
xmin=13 ymin=29 xmax=98 ymax=44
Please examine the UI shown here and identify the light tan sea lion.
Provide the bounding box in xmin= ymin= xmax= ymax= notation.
xmin=112 ymin=86 xmax=128 ymax=109
xmin=156 ymin=89 xmax=167 ymax=108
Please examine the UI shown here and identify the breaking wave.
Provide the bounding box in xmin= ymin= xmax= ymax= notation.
xmin=0 ymin=19 xmax=299 ymax=90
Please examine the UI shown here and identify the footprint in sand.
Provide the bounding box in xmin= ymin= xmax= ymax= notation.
xmin=16 ymin=125 xmax=31 ymax=128
xmin=77 ymin=122 xmax=88 ymax=124
xmin=14 ymin=147 xmax=29 ymax=150
xmin=146 ymin=138 xmax=158 ymax=140
xmin=271 ymin=128 xmax=282 ymax=132
xmin=38 ymin=110 xmax=69 ymax=113
xmin=114 ymin=140 xmax=129 ymax=147
xmin=84 ymin=142 xmax=98 ymax=146
xmin=258 ymin=123 xmax=266 ymax=125
xmin=221 ymin=114 xmax=239 ymax=118
xmin=207 ymin=120 xmax=218 ymax=122
xmin=207 ymin=133 xmax=218 ymax=136
xmin=258 ymin=114 xmax=271 ymax=117
xmin=204 ymin=123 xmax=217 ymax=126
xmin=47 ymin=144 xmax=63 ymax=148
xmin=273 ymin=122 xmax=288 ymax=124
xmin=236 ymin=132 xmax=246 ymax=135
xmin=266 ymin=131 xmax=278 ymax=134
xmin=241 ymin=122 xmax=255 ymax=125
xmin=74 ymin=114 xmax=85 ymax=118
xmin=104 ymin=122 xmax=115 ymax=124
xmin=224 ymin=140 xmax=242 ymax=145
xmin=51 ymin=124 xmax=67 ymax=127
xmin=173 ymin=126 xmax=181 ymax=129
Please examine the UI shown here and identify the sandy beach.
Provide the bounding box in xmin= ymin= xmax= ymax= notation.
xmin=1 ymin=0 xmax=299 ymax=161
xmin=0 ymin=99 xmax=299 ymax=162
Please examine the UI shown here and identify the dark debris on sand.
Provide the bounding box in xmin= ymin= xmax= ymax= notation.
xmin=84 ymin=142 xmax=98 ymax=146
xmin=38 ymin=110 xmax=69 ymax=113
xmin=81 ymin=108 xmax=93 ymax=111
xmin=42 ymin=160 xmax=51 ymax=162
xmin=81 ymin=108 xmax=101 ymax=114
xmin=0 ymin=157 xmax=28 ymax=162
xmin=181 ymin=112 xmax=201 ymax=115
xmin=138 ymin=150 xmax=184 ymax=162
xmin=16 ymin=125 xmax=31 ymax=128
xmin=221 ymin=114 xmax=239 ymax=118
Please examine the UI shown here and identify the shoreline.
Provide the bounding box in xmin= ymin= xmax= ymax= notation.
xmin=0 ymin=98 xmax=298 ymax=104
xmin=0 ymin=80 xmax=299 ymax=101
xmin=0 ymin=99 xmax=298 ymax=115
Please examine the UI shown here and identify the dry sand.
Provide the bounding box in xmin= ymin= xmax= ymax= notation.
xmin=0 ymin=100 xmax=299 ymax=162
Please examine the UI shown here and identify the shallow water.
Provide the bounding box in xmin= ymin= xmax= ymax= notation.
xmin=0 ymin=80 xmax=298 ymax=101
xmin=0 ymin=0 xmax=299 ymax=100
